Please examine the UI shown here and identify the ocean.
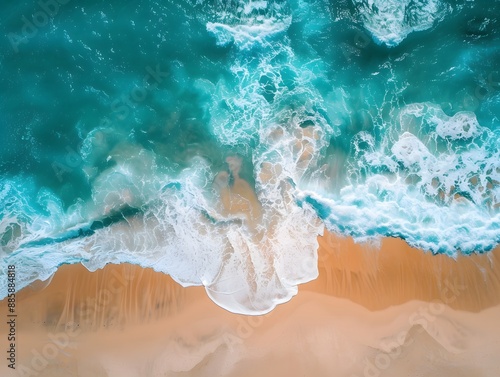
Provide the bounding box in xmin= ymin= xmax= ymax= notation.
xmin=1 ymin=0 xmax=499 ymax=314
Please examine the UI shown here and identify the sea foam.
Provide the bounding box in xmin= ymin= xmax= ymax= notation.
xmin=352 ymin=0 xmax=450 ymax=46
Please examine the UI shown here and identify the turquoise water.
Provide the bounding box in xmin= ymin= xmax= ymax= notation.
xmin=1 ymin=0 xmax=499 ymax=313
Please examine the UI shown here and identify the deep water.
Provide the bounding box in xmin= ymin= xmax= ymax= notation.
xmin=1 ymin=0 xmax=499 ymax=313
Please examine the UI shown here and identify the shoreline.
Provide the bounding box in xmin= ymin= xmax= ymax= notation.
xmin=2 ymin=231 xmax=500 ymax=324
xmin=306 ymin=232 xmax=500 ymax=312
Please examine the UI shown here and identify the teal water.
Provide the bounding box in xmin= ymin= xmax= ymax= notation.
xmin=1 ymin=0 xmax=499 ymax=313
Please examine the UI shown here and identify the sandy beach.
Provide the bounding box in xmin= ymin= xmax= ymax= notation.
xmin=1 ymin=232 xmax=500 ymax=377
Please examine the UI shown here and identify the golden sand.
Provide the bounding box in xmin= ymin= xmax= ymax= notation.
xmin=308 ymin=233 xmax=500 ymax=312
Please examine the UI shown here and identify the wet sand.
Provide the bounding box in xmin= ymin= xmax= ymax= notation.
xmin=307 ymin=233 xmax=500 ymax=312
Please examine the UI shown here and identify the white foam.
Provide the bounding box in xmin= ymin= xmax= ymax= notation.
xmin=298 ymin=181 xmax=500 ymax=255
xmin=353 ymin=0 xmax=449 ymax=47
xmin=243 ymin=0 xmax=268 ymax=15
xmin=206 ymin=17 xmax=290 ymax=50
xmin=392 ymin=132 xmax=434 ymax=168
xmin=305 ymin=102 xmax=500 ymax=254
xmin=434 ymin=112 xmax=481 ymax=140
xmin=0 ymin=142 xmax=325 ymax=315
